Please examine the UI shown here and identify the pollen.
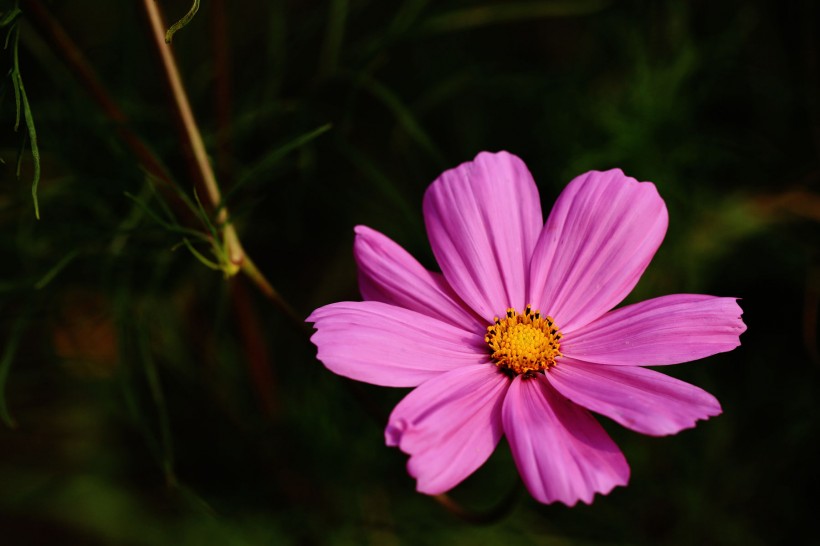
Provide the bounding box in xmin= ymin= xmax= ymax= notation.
xmin=485 ymin=305 xmax=562 ymax=376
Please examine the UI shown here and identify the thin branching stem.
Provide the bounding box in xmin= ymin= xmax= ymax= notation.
xmin=142 ymin=0 xmax=306 ymax=331
xmin=141 ymin=0 xmax=244 ymax=266
xmin=24 ymin=0 xmax=308 ymax=334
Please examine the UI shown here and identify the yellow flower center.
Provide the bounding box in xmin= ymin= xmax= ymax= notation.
xmin=485 ymin=305 xmax=562 ymax=376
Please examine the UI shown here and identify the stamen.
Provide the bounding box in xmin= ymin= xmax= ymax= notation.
xmin=485 ymin=306 xmax=562 ymax=376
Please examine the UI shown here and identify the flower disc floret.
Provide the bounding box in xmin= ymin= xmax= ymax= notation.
xmin=485 ymin=305 xmax=562 ymax=375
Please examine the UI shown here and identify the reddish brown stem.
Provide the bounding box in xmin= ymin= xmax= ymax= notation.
xmin=230 ymin=276 xmax=279 ymax=419
xmin=432 ymin=482 xmax=520 ymax=525
xmin=23 ymin=0 xmax=192 ymax=221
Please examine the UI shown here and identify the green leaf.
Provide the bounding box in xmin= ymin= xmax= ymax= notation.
xmin=5 ymin=16 xmax=41 ymax=219
xmin=137 ymin=323 xmax=176 ymax=486
xmin=233 ymin=123 xmax=333 ymax=201
xmin=352 ymin=73 xmax=445 ymax=166
xmin=123 ymin=191 xmax=211 ymax=240
xmin=335 ymin=140 xmax=418 ymax=229
xmin=165 ymin=0 xmax=200 ymax=43
xmin=317 ymin=0 xmax=348 ymax=79
xmin=422 ymin=0 xmax=610 ymax=33
xmin=0 ymin=309 xmax=29 ymax=428
xmin=387 ymin=0 xmax=434 ymax=36
xmin=0 ymin=7 xmax=21 ymax=28
xmin=34 ymin=250 xmax=80 ymax=290
xmin=180 ymin=237 xmax=222 ymax=271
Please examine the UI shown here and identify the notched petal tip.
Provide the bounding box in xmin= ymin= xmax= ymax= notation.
xmin=558 ymin=470 xmax=630 ymax=507
xmin=385 ymin=366 xmax=509 ymax=495
xmin=471 ymin=149 xmax=520 ymax=163
xmin=547 ymin=359 xmax=725 ymax=437
xmin=572 ymin=168 xmax=662 ymax=198
xmin=503 ymin=375 xmax=630 ymax=506
xmin=305 ymin=305 xmax=329 ymax=324
xmin=563 ymin=294 xmax=747 ymax=366
xmin=730 ymin=298 xmax=748 ymax=336
xmin=385 ymin=418 xmax=407 ymax=447
xmin=653 ymin=391 xmax=723 ymax=437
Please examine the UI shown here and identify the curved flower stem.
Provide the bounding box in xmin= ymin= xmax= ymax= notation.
xmin=164 ymin=0 xmax=200 ymax=44
xmin=432 ymin=481 xmax=521 ymax=525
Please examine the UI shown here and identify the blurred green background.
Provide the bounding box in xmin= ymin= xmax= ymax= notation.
xmin=0 ymin=0 xmax=817 ymax=544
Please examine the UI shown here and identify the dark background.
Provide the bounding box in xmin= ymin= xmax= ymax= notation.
xmin=0 ymin=0 xmax=817 ymax=544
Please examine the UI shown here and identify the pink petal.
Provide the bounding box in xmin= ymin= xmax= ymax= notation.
xmin=528 ymin=169 xmax=668 ymax=332
xmin=307 ymin=301 xmax=488 ymax=387
xmin=561 ymin=294 xmax=746 ymax=365
xmin=385 ymin=365 xmax=509 ymax=494
xmin=423 ymin=151 xmax=543 ymax=322
xmin=354 ymin=225 xmax=484 ymax=332
xmin=502 ymin=374 xmax=629 ymax=506
xmin=547 ymin=359 xmax=721 ymax=436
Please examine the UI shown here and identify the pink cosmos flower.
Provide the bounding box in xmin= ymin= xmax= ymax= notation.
xmin=307 ymin=151 xmax=745 ymax=506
